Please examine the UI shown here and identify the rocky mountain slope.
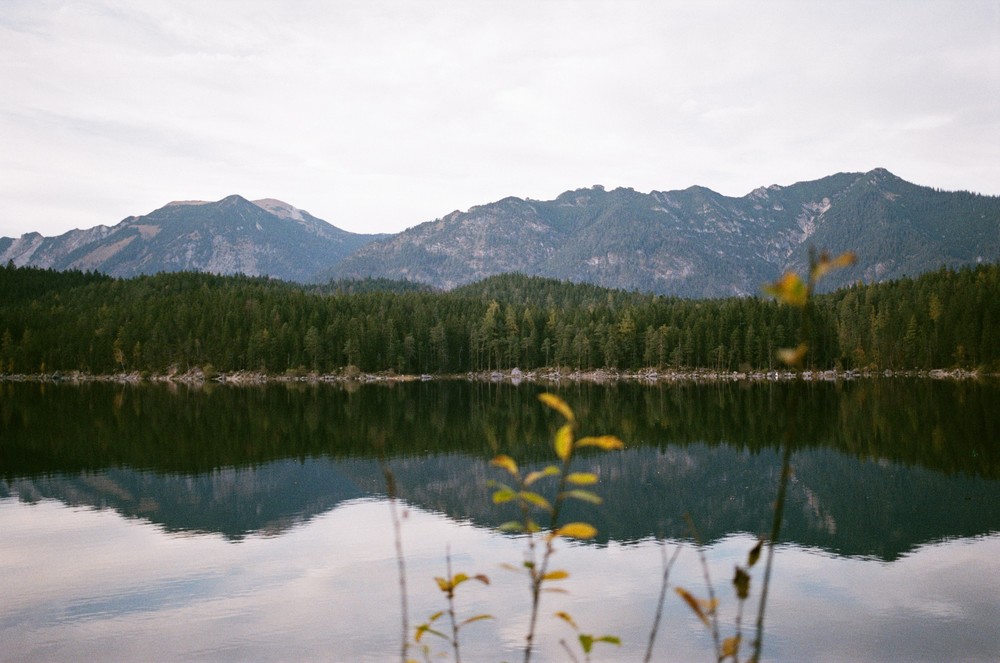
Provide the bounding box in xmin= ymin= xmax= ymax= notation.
xmin=0 ymin=195 xmax=383 ymax=282
xmin=328 ymin=169 xmax=999 ymax=296
xmin=3 ymin=169 xmax=997 ymax=296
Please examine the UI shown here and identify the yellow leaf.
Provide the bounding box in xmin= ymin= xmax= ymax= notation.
xmin=538 ymin=392 xmax=576 ymax=423
xmin=554 ymin=424 xmax=573 ymax=461
xmin=831 ymin=251 xmax=857 ymax=268
xmin=555 ymin=611 xmax=578 ymax=630
xmin=675 ymin=587 xmax=717 ymax=628
xmin=812 ymin=250 xmax=857 ymax=281
xmin=556 ymin=522 xmax=598 ymax=539
xmin=576 ymin=435 xmax=624 ymax=451
xmin=566 ymin=472 xmax=598 ymax=485
xmin=776 ymin=342 xmax=809 ymax=367
xmin=519 ymin=490 xmax=553 ymax=512
xmin=561 ymin=489 xmax=602 ymax=504
xmin=524 ymin=465 xmax=560 ymax=486
xmin=722 ymin=635 xmax=741 ymax=659
xmin=542 ymin=569 xmax=570 ymax=581
xmin=490 ymin=454 xmax=519 ymax=477
xmin=764 ymin=272 xmax=808 ymax=307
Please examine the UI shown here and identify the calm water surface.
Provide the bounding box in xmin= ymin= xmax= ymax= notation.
xmin=2 ymin=379 xmax=999 ymax=662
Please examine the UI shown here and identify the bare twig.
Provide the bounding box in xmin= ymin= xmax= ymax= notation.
xmin=643 ymin=539 xmax=683 ymax=663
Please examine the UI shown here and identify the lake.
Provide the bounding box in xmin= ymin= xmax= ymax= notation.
xmin=2 ymin=379 xmax=999 ymax=662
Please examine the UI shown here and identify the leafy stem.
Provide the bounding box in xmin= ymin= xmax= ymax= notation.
xmin=490 ymin=392 xmax=622 ymax=663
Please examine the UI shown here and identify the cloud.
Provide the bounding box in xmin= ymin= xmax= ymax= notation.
xmin=1 ymin=1 xmax=998 ymax=237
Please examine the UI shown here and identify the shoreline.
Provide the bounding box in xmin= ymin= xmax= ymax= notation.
xmin=0 ymin=366 xmax=984 ymax=386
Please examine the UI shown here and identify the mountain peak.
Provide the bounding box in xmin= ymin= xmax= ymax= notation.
xmin=1 ymin=194 xmax=382 ymax=282
xmin=862 ymin=167 xmax=902 ymax=186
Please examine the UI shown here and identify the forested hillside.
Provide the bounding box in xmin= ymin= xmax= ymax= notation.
xmin=1 ymin=263 xmax=998 ymax=376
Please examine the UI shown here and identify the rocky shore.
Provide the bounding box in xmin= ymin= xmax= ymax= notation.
xmin=0 ymin=366 xmax=984 ymax=386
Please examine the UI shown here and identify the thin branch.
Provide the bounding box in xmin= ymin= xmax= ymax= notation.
xmin=378 ymin=444 xmax=409 ymax=663
xmin=751 ymin=444 xmax=792 ymax=662
xmin=643 ymin=538 xmax=683 ymax=663
xmin=685 ymin=514 xmax=722 ymax=660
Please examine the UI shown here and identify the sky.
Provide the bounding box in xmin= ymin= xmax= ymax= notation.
xmin=2 ymin=0 xmax=998 ymax=238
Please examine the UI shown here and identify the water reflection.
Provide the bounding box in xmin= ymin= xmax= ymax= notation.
xmin=2 ymin=497 xmax=999 ymax=662
xmin=2 ymin=380 xmax=1000 ymax=660
xmin=3 ymin=378 xmax=999 ymax=557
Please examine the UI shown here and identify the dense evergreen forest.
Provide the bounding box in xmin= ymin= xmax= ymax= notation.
xmin=1 ymin=262 xmax=998 ymax=376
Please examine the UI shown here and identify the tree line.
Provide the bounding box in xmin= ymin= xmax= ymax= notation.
xmin=1 ymin=262 xmax=998 ymax=376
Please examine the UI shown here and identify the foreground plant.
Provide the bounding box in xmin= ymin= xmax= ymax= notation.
xmin=672 ymin=249 xmax=856 ymax=662
xmin=555 ymin=610 xmax=621 ymax=663
xmin=489 ymin=392 xmax=623 ymax=663
xmin=411 ymin=547 xmax=492 ymax=663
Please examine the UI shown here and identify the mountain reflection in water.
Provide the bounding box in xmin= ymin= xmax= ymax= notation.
xmin=2 ymin=379 xmax=999 ymax=661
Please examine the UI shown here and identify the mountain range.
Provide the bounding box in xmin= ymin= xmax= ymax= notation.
xmin=3 ymin=168 xmax=997 ymax=297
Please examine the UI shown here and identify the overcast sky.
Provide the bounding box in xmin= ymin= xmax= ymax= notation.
xmin=2 ymin=0 xmax=998 ymax=238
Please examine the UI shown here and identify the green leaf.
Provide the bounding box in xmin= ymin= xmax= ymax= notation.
xmin=414 ymin=612 xmax=445 ymax=642
xmin=538 ymin=392 xmax=575 ymax=423
xmin=577 ymin=633 xmax=619 ymax=653
xmin=490 ymin=454 xmax=519 ymax=477
xmin=524 ymin=465 xmax=560 ymax=486
xmin=414 ymin=624 xmax=447 ymax=642
xmin=575 ymin=435 xmax=624 ymax=451
xmin=554 ymin=424 xmax=574 ymax=461
xmin=566 ymin=471 xmax=598 ymax=485
xmin=434 ymin=576 xmax=452 ymax=592
xmin=556 ymin=522 xmax=598 ymax=539
xmin=519 ymin=490 xmax=553 ymax=512
xmin=460 ymin=614 xmax=493 ymax=626
xmin=498 ymin=520 xmax=524 ymax=532
xmin=561 ymin=489 xmax=603 ymax=504
xmin=492 ymin=487 xmax=517 ymax=504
